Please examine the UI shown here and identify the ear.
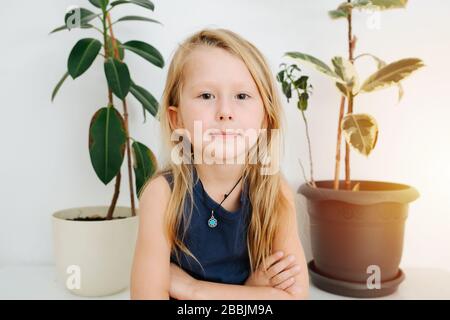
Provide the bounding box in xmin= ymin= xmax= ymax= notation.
xmin=167 ymin=106 xmax=182 ymax=130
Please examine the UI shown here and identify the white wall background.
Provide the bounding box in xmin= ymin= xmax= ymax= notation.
xmin=1 ymin=0 xmax=449 ymax=271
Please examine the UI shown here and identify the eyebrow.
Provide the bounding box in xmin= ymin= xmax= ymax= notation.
xmin=188 ymin=80 xmax=256 ymax=92
xmin=189 ymin=81 xmax=218 ymax=90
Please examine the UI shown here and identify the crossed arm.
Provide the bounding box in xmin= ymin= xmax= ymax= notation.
xmin=130 ymin=175 xmax=309 ymax=300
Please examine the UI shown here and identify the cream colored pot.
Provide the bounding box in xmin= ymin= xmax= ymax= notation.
xmin=52 ymin=206 xmax=138 ymax=297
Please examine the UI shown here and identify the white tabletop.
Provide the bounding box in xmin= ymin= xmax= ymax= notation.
xmin=1 ymin=265 xmax=449 ymax=300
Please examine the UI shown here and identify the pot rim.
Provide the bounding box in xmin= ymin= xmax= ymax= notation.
xmin=52 ymin=206 xmax=138 ymax=224
xmin=298 ymin=180 xmax=420 ymax=205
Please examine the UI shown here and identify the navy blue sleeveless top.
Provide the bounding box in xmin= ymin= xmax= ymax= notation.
xmin=163 ymin=166 xmax=252 ymax=285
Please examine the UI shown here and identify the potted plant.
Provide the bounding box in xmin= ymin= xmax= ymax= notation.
xmin=277 ymin=0 xmax=422 ymax=297
xmin=50 ymin=0 xmax=162 ymax=296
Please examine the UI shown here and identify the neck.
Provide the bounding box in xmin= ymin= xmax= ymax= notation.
xmin=194 ymin=163 xmax=245 ymax=188
xmin=194 ymin=163 xmax=245 ymax=212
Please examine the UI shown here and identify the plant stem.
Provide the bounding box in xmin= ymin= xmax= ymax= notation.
xmin=107 ymin=171 xmax=121 ymax=220
xmin=333 ymin=95 xmax=346 ymax=190
xmin=106 ymin=13 xmax=137 ymax=217
xmin=300 ymin=110 xmax=316 ymax=187
xmin=285 ymin=70 xmax=316 ymax=187
xmin=100 ymin=11 xmax=121 ymax=220
xmin=344 ymin=0 xmax=355 ymax=190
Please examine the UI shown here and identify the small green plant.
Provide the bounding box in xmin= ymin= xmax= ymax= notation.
xmin=280 ymin=0 xmax=424 ymax=190
xmin=276 ymin=63 xmax=316 ymax=187
xmin=50 ymin=0 xmax=163 ymax=219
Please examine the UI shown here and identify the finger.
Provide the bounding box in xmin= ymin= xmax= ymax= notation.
xmin=261 ymin=251 xmax=284 ymax=270
xmin=286 ymin=282 xmax=303 ymax=296
xmin=266 ymin=254 xmax=295 ymax=278
xmin=274 ymin=276 xmax=296 ymax=290
xmin=270 ymin=264 xmax=301 ymax=287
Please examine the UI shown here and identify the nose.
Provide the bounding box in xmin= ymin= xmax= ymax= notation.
xmin=216 ymin=98 xmax=234 ymax=121
xmin=218 ymin=113 xmax=233 ymax=121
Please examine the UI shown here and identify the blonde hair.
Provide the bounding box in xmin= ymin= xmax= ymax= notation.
xmin=143 ymin=28 xmax=290 ymax=273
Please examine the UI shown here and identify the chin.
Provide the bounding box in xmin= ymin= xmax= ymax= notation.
xmin=207 ymin=140 xmax=248 ymax=164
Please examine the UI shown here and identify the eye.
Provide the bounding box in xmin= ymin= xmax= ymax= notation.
xmin=236 ymin=93 xmax=251 ymax=100
xmin=198 ymin=93 xmax=214 ymax=100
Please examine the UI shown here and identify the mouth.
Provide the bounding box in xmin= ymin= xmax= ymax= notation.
xmin=209 ymin=130 xmax=242 ymax=138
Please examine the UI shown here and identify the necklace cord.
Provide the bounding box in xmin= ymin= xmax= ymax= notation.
xmin=200 ymin=175 xmax=244 ymax=212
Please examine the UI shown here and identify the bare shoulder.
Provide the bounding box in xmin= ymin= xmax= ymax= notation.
xmin=139 ymin=174 xmax=172 ymax=213
xmin=279 ymin=174 xmax=296 ymax=208
xmin=275 ymin=174 xmax=298 ymax=236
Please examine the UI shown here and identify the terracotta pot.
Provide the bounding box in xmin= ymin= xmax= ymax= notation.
xmin=299 ymin=180 xmax=419 ymax=295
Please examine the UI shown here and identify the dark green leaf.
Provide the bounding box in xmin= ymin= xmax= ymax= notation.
xmin=298 ymin=92 xmax=309 ymax=111
xmin=282 ymin=81 xmax=292 ymax=101
xmin=89 ymin=0 xmax=102 ymax=8
xmin=111 ymin=0 xmax=155 ymax=11
xmin=104 ymin=58 xmax=131 ymax=99
xmin=132 ymin=141 xmax=157 ymax=198
xmin=51 ymin=71 xmax=70 ymax=102
xmin=68 ymin=38 xmax=102 ymax=79
xmin=115 ymin=15 xmax=162 ymax=25
xmin=121 ymin=40 xmax=164 ymax=68
xmin=51 ymin=7 xmax=98 ymax=33
xmin=50 ymin=23 xmax=94 ymax=34
xmin=142 ymin=104 xmax=147 ymax=123
xmin=294 ymin=76 xmax=308 ymax=90
xmin=276 ymin=70 xmax=285 ymax=83
xmin=130 ymin=82 xmax=159 ymax=117
xmin=89 ymin=106 xmax=127 ymax=185
xmin=64 ymin=7 xmax=99 ymax=30
xmin=290 ymin=64 xmax=301 ymax=72
xmin=89 ymin=0 xmax=109 ymax=10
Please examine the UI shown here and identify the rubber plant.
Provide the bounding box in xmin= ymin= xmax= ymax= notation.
xmin=50 ymin=0 xmax=162 ymax=219
xmin=280 ymin=0 xmax=424 ymax=190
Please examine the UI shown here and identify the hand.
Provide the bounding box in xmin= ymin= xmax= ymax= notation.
xmin=244 ymin=251 xmax=302 ymax=290
xmin=169 ymin=263 xmax=196 ymax=299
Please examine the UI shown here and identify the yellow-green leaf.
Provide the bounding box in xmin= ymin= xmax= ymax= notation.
xmin=366 ymin=0 xmax=408 ymax=10
xmin=355 ymin=53 xmax=405 ymax=101
xmin=332 ymin=56 xmax=359 ymax=94
xmin=341 ymin=113 xmax=378 ymax=156
xmin=336 ymin=82 xmax=349 ymax=97
xmin=360 ymin=58 xmax=424 ymax=94
xmin=285 ymin=51 xmax=343 ymax=83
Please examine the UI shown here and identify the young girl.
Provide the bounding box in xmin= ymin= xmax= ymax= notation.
xmin=130 ymin=28 xmax=309 ymax=300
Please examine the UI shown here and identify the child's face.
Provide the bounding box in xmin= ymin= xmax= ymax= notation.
xmin=169 ymin=46 xmax=266 ymax=163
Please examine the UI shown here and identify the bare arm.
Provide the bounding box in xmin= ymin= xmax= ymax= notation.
xmin=170 ymin=261 xmax=299 ymax=300
xmin=191 ymin=279 xmax=301 ymax=300
xmin=130 ymin=175 xmax=172 ymax=299
xmin=270 ymin=176 xmax=309 ymax=299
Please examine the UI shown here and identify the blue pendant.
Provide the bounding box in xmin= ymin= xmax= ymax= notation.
xmin=208 ymin=211 xmax=218 ymax=228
